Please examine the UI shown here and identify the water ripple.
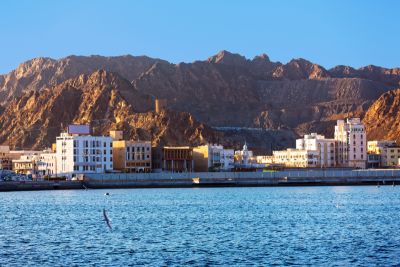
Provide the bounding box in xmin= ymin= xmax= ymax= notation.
xmin=1 ymin=186 xmax=400 ymax=266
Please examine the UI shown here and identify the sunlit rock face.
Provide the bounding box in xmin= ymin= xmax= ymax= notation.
xmin=0 ymin=51 xmax=399 ymax=150
xmin=363 ymin=88 xmax=400 ymax=143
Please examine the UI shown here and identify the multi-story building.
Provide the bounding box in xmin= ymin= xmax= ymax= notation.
xmin=13 ymin=154 xmax=40 ymax=175
xmin=152 ymin=146 xmax=193 ymax=172
xmin=273 ymin=149 xmax=319 ymax=168
xmin=334 ymin=118 xmax=367 ymax=168
xmin=193 ymin=144 xmax=234 ymax=172
xmin=367 ymin=140 xmax=397 ymax=154
xmin=56 ymin=126 xmax=113 ymax=177
xmin=367 ymin=154 xmax=381 ymax=168
xmin=367 ymin=140 xmax=400 ymax=167
xmin=0 ymin=145 xmax=12 ymax=170
xmin=255 ymin=155 xmax=274 ymax=164
xmin=37 ymin=151 xmax=57 ymax=177
xmin=113 ymin=140 xmax=152 ymax=173
xmin=296 ymin=133 xmax=337 ymax=167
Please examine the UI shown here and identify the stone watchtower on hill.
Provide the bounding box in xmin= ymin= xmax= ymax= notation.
xmin=155 ymin=99 xmax=167 ymax=113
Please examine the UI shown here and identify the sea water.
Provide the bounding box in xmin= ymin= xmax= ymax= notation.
xmin=1 ymin=186 xmax=400 ymax=266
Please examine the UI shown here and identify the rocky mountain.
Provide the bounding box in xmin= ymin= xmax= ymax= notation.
xmin=0 ymin=55 xmax=166 ymax=106
xmin=1 ymin=50 xmax=400 ymax=151
xmin=363 ymin=88 xmax=400 ymax=143
xmin=0 ymin=70 xmax=215 ymax=149
xmin=132 ymin=51 xmax=395 ymax=136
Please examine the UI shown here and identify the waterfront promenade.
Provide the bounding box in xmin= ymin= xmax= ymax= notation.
xmin=1 ymin=169 xmax=400 ymax=191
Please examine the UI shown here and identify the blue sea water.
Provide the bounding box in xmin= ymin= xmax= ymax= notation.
xmin=1 ymin=186 xmax=400 ymax=266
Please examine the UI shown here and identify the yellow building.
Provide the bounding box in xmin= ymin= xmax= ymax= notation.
xmin=255 ymin=155 xmax=274 ymax=164
xmin=113 ymin=140 xmax=152 ymax=173
xmin=367 ymin=140 xmax=400 ymax=167
xmin=193 ymin=144 xmax=234 ymax=172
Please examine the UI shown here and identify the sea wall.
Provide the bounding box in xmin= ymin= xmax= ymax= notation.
xmin=84 ymin=169 xmax=400 ymax=188
xmin=0 ymin=181 xmax=83 ymax=192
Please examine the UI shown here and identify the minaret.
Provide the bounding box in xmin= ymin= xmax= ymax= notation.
xmin=242 ymin=142 xmax=249 ymax=165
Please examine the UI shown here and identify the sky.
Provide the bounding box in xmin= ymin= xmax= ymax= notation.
xmin=0 ymin=0 xmax=399 ymax=73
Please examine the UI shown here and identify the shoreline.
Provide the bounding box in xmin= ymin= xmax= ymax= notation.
xmin=1 ymin=169 xmax=400 ymax=192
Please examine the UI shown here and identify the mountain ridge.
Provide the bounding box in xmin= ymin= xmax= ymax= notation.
xmin=1 ymin=51 xmax=400 ymax=151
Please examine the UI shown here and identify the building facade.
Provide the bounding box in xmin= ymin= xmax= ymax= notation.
xmin=255 ymin=155 xmax=274 ymax=164
xmin=334 ymin=118 xmax=367 ymax=168
xmin=0 ymin=145 xmax=12 ymax=170
xmin=56 ymin=131 xmax=113 ymax=177
xmin=296 ymin=133 xmax=337 ymax=167
xmin=13 ymin=154 xmax=40 ymax=175
xmin=37 ymin=151 xmax=57 ymax=177
xmin=368 ymin=140 xmax=400 ymax=167
xmin=113 ymin=140 xmax=152 ymax=173
xmin=273 ymin=149 xmax=319 ymax=168
xmin=156 ymin=146 xmax=194 ymax=172
xmin=234 ymin=143 xmax=254 ymax=166
xmin=193 ymin=144 xmax=234 ymax=172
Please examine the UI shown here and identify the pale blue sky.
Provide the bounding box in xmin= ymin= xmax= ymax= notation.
xmin=1 ymin=0 xmax=399 ymax=73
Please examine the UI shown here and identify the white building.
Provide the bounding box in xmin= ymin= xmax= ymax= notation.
xmin=273 ymin=149 xmax=319 ymax=168
xmin=37 ymin=151 xmax=57 ymax=177
xmin=193 ymin=144 xmax=234 ymax=171
xmin=296 ymin=133 xmax=336 ymax=167
xmin=335 ymin=118 xmax=367 ymax=168
xmin=56 ymin=130 xmax=113 ymax=177
xmin=234 ymin=143 xmax=253 ymax=166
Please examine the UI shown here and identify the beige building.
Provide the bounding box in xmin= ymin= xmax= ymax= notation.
xmin=296 ymin=133 xmax=337 ymax=167
xmin=367 ymin=140 xmax=400 ymax=167
xmin=13 ymin=154 xmax=39 ymax=175
xmin=335 ymin=118 xmax=367 ymax=168
xmin=273 ymin=149 xmax=319 ymax=168
xmin=113 ymin=140 xmax=152 ymax=173
xmin=0 ymin=145 xmax=12 ymax=170
xmin=255 ymin=155 xmax=274 ymax=164
xmin=193 ymin=144 xmax=234 ymax=172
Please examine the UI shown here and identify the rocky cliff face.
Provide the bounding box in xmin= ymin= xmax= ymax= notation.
xmin=363 ymin=88 xmax=400 ymax=143
xmin=0 ymin=55 xmax=165 ymax=106
xmin=132 ymin=51 xmax=395 ymax=135
xmin=0 ymin=70 xmax=215 ymax=149
xmin=1 ymin=51 xmax=400 ymax=150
